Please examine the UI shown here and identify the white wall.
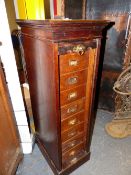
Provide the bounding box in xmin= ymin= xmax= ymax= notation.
xmin=0 ymin=0 xmax=33 ymax=154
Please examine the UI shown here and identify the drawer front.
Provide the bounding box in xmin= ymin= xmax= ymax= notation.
xmin=62 ymin=149 xmax=86 ymax=168
xmin=60 ymin=85 xmax=86 ymax=106
xmin=59 ymin=52 xmax=88 ymax=75
xmin=58 ymin=40 xmax=97 ymax=55
xmin=61 ymin=111 xmax=85 ymax=132
xmin=62 ymin=143 xmax=85 ymax=167
xmin=61 ymin=98 xmax=85 ymax=120
xmin=62 ymin=133 xmax=85 ymax=153
xmin=60 ymin=69 xmax=87 ymax=91
xmin=61 ymin=123 xmax=84 ymax=142
xmin=62 ymin=142 xmax=85 ymax=159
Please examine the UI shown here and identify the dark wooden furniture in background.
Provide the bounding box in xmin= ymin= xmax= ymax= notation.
xmin=63 ymin=0 xmax=131 ymax=112
xmin=64 ymin=0 xmax=86 ymax=19
xmin=17 ymin=20 xmax=110 ymax=175
xmin=0 ymin=59 xmax=22 ymax=175
xmin=86 ymin=0 xmax=131 ymax=111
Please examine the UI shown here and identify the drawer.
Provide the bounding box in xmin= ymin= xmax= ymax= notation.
xmin=62 ymin=133 xmax=85 ymax=153
xmin=59 ymin=52 xmax=88 ymax=75
xmin=60 ymin=85 xmax=86 ymax=106
xmin=62 ymin=142 xmax=85 ymax=158
xmin=58 ymin=40 xmax=97 ymax=55
xmin=61 ymin=98 xmax=85 ymax=120
xmin=61 ymin=123 xmax=84 ymax=142
xmin=60 ymin=69 xmax=87 ymax=91
xmin=62 ymin=149 xmax=86 ymax=168
xmin=61 ymin=111 xmax=85 ymax=132
xmin=62 ymin=142 xmax=85 ymax=167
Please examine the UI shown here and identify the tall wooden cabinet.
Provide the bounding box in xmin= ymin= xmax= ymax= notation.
xmin=17 ymin=20 xmax=110 ymax=175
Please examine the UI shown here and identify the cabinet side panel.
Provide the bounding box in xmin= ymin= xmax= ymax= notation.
xmin=22 ymin=36 xmax=61 ymax=169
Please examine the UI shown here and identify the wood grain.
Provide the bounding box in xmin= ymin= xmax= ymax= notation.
xmin=60 ymin=69 xmax=87 ymax=91
xmin=61 ymin=111 xmax=85 ymax=132
xmin=61 ymin=98 xmax=85 ymax=119
xmin=59 ymin=52 xmax=88 ymax=74
xmin=0 ymin=62 xmax=22 ymax=175
xmin=60 ymin=84 xmax=86 ymax=106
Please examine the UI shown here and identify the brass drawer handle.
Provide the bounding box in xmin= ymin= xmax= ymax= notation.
xmin=73 ymin=44 xmax=86 ymax=55
xmin=68 ymin=92 xmax=77 ymax=100
xmin=69 ymin=150 xmax=75 ymax=156
xmin=70 ymin=141 xmax=75 ymax=147
xmin=68 ymin=118 xmax=77 ymax=126
xmin=63 ymin=141 xmax=76 ymax=152
xmin=68 ymin=131 xmax=76 ymax=137
xmin=67 ymin=104 xmax=77 ymax=114
xmin=70 ymin=157 xmax=77 ymax=164
xmin=69 ymin=60 xmax=78 ymax=66
xmin=67 ymin=76 xmax=78 ymax=85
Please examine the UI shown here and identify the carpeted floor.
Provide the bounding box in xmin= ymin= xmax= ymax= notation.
xmin=16 ymin=110 xmax=131 ymax=175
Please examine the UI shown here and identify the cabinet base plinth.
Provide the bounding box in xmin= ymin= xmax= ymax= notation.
xmin=36 ymin=136 xmax=90 ymax=175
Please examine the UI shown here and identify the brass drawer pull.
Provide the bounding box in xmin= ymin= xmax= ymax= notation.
xmin=68 ymin=131 xmax=76 ymax=137
xmin=68 ymin=118 xmax=77 ymax=126
xmin=73 ymin=44 xmax=86 ymax=55
xmin=67 ymin=104 xmax=77 ymax=114
xmin=70 ymin=142 xmax=75 ymax=147
xmin=69 ymin=60 xmax=78 ymax=66
xmin=62 ymin=141 xmax=76 ymax=152
xmin=68 ymin=76 xmax=78 ymax=85
xmin=70 ymin=157 xmax=77 ymax=164
xmin=68 ymin=92 xmax=77 ymax=100
xmin=69 ymin=150 xmax=75 ymax=156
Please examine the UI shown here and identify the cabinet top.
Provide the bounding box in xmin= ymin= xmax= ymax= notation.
xmin=16 ymin=19 xmax=113 ymax=41
xmin=16 ymin=19 xmax=111 ymax=28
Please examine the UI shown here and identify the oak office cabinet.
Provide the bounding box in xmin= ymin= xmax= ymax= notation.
xmin=17 ymin=20 xmax=110 ymax=175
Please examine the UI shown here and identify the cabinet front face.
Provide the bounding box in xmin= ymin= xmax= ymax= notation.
xmin=21 ymin=35 xmax=99 ymax=173
xmin=58 ymin=40 xmax=98 ymax=169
